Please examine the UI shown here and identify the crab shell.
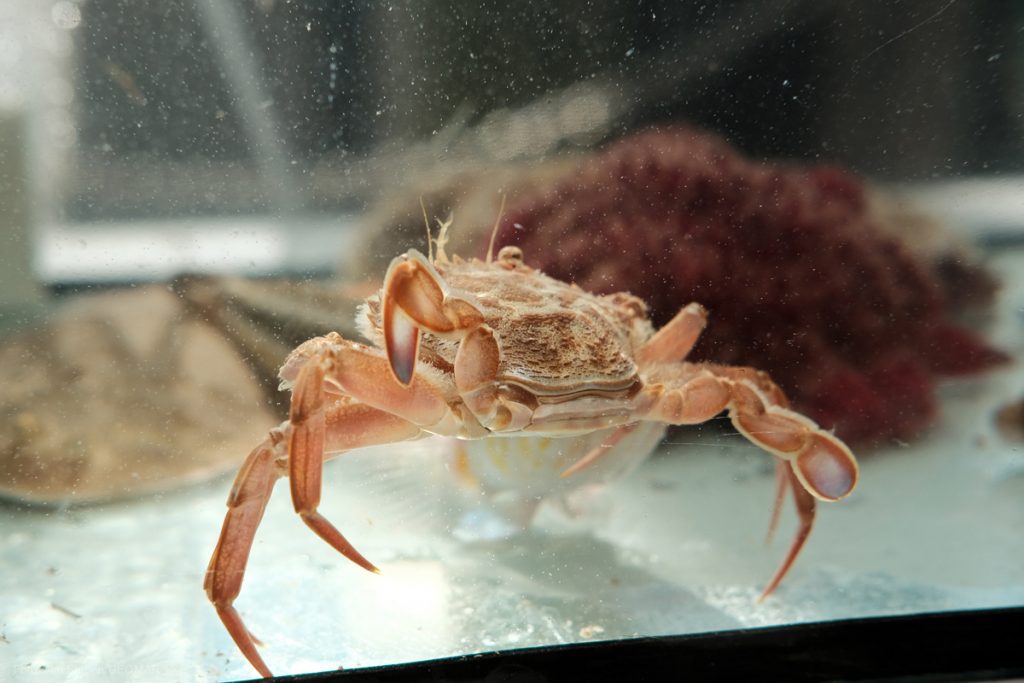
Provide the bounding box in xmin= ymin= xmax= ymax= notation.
xmin=363 ymin=245 xmax=672 ymax=508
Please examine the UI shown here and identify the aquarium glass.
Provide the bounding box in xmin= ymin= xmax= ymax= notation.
xmin=0 ymin=1 xmax=1022 ymax=681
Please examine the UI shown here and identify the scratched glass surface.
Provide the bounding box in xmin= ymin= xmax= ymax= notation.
xmin=1 ymin=2 xmax=1022 ymax=682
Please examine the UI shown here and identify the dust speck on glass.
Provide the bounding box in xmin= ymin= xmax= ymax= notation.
xmin=0 ymin=1 xmax=1021 ymax=681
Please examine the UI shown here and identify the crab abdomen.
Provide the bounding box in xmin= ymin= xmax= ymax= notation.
xmin=455 ymin=422 xmax=667 ymax=501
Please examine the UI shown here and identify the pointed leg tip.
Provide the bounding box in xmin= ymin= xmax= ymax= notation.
xmin=351 ymin=552 xmax=381 ymax=575
xmin=215 ymin=604 xmax=274 ymax=678
xmin=352 ymin=551 xmax=381 ymax=575
xmin=758 ymin=580 xmax=781 ymax=603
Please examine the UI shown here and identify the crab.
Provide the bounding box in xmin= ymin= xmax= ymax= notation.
xmin=204 ymin=222 xmax=860 ymax=678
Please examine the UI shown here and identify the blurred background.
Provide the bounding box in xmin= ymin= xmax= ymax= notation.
xmin=1 ymin=0 xmax=1021 ymax=291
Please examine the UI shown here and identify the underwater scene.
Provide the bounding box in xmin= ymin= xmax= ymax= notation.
xmin=0 ymin=2 xmax=1021 ymax=681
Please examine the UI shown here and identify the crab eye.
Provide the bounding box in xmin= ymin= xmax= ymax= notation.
xmin=497 ymin=245 xmax=523 ymax=265
xmin=607 ymin=292 xmax=648 ymax=319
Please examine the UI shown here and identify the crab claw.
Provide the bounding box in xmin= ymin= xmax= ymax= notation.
xmin=792 ymin=432 xmax=858 ymax=502
xmin=381 ymin=252 xmax=443 ymax=385
xmin=383 ymin=300 xmax=419 ymax=386
xmin=381 ymin=250 xmax=485 ymax=386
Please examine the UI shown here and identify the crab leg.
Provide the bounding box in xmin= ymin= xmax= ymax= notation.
xmin=638 ymin=363 xmax=856 ymax=593
xmin=759 ymin=462 xmax=816 ymax=599
xmin=643 ymin=364 xmax=857 ymax=502
xmin=289 ymin=361 xmax=384 ymax=575
xmin=717 ymin=367 xmax=857 ymax=503
xmin=765 ymin=460 xmax=790 ymax=544
xmin=636 ymin=302 xmax=708 ymax=365
xmin=283 ymin=334 xmax=472 ymax=437
xmin=559 ymin=423 xmax=637 ymax=478
xmin=204 ymin=433 xmax=284 ymax=679
xmin=205 ymin=387 xmax=424 ymax=678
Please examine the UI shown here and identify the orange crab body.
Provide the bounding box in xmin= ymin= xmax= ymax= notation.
xmin=204 ymin=232 xmax=859 ymax=678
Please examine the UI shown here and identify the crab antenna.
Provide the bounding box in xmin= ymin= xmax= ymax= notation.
xmin=485 ymin=193 xmax=507 ymax=264
xmin=419 ymin=196 xmax=434 ymax=262
xmin=434 ymin=213 xmax=453 ymax=263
